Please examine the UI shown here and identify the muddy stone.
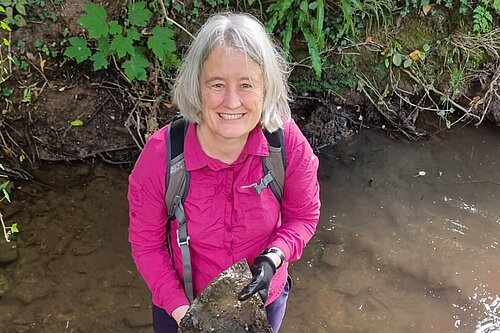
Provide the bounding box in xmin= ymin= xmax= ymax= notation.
xmin=179 ymin=260 xmax=273 ymax=333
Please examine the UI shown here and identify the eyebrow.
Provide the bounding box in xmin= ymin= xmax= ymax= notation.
xmin=204 ymin=76 xmax=259 ymax=84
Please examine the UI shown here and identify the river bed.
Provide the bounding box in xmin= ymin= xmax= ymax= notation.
xmin=0 ymin=122 xmax=498 ymax=332
xmin=283 ymin=122 xmax=500 ymax=332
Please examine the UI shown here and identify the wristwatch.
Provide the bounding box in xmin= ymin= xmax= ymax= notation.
xmin=261 ymin=247 xmax=285 ymax=269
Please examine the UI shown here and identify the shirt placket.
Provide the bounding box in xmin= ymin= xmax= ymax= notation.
xmin=223 ymin=167 xmax=234 ymax=259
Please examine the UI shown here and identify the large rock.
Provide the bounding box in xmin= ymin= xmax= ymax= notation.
xmin=179 ymin=260 xmax=272 ymax=333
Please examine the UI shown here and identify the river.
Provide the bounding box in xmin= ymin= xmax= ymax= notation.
xmin=0 ymin=122 xmax=498 ymax=332
xmin=283 ymin=122 xmax=500 ymax=332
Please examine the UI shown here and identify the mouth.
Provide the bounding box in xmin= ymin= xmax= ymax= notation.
xmin=218 ymin=113 xmax=244 ymax=120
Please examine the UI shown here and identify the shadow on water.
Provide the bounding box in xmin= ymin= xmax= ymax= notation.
xmin=0 ymin=123 xmax=498 ymax=332
xmin=282 ymin=122 xmax=500 ymax=333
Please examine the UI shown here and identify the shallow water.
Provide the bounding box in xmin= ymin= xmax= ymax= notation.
xmin=282 ymin=122 xmax=500 ymax=333
xmin=0 ymin=123 xmax=498 ymax=332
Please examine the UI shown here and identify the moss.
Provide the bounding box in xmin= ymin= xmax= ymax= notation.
xmin=397 ymin=16 xmax=437 ymax=52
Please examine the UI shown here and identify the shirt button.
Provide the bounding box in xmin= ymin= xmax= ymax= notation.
xmin=227 ymin=195 xmax=232 ymax=201
xmin=226 ymin=227 xmax=232 ymax=232
xmin=227 ymin=251 xmax=232 ymax=256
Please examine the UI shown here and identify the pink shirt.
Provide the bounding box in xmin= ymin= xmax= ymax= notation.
xmin=128 ymin=118 xmax=320 ymax=315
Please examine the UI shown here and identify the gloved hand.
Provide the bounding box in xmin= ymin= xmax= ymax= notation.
xmin=238 ymin=255 xmax=276 ymax=303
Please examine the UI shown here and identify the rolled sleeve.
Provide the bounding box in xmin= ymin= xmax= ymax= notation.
xmin=268 ymin=119 xmax=321 ymax=262
xmin=128 ymin=126 xmax=190 ymax=314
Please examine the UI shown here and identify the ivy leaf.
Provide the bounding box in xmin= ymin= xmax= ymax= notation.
xmin=90 ymin=51 xmax=109 ymax=70
xmin=10 ymin=223 xmax=19 ymax=233
xmin=123 ymin=52 xmax=150 ymax=81
xmin=128 ymin=1 xmax=152 ymax=27
xmin=110 ymin=35 xmax=134 ymax=58
xmin=79 ymin=3 xmax=108 ymax=39
xmin=70 ymin=119 xmax=84 ymax=127
xmin=64 ymin=37 xmax=91 ymax=63
xmin=147 ymin=26 xmax=176 ymax=60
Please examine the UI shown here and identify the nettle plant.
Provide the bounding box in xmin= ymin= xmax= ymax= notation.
xmin=64 ymin=2 xmax=178 ymax=81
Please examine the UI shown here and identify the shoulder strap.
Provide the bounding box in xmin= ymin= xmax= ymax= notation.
xmin=263 ymin=128 xmax=286 ymax=203
xmin=165 ymin=116 xmax=189 ymax=218
xmin=165 ymin=116 xmax=194 ymax=302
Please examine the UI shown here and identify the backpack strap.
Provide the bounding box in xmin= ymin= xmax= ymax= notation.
xmin=263 ymin=128 xmax=286 ymax=203
xmin=165 ymin=116 xmax=194 ymax=303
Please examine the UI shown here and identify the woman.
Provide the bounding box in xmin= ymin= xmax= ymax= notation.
xmin=128 ymin=12 xmax=320 ymax=332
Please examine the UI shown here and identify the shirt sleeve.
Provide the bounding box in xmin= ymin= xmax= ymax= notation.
xmin=127 ymin=126 xmax=190 ymax=314
xmin=268 ymin=118 xmax=321 ymax=262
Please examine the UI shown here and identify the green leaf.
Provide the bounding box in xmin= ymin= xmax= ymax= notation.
xmin=128 ymin=1 xmax=152 ymax=27
xmin=64 ymin=37 xmax=91 ymax=63
xmin=108 ymin=20 xmax=122 ymax=35
xmin=1 ymin=21 xmax=10 ymax=31
xmin=282 ymin=15 xmax=293 ymax=55
xmin=122 ymin=52 xmax=150 ymax=81
xmin=14 ymin=14 xmax=26 ymax=27
xmin=70 ymin=119 xmax=84 ymax=126
xmin=147 ymin=26 xmax=176 ymax=60
xmin=97 ymin=37 xmax=111 ymax=55
xmin=110 ymin=35 xmax=134 ymax=58
xmin=90 ymin=51 xmax=109 ymax=70
xmin=403 ymin=58 xmax=413 ymax=68
xmin=1 ymin=187 xmax=10 ymax=203
xmin=494 ymin=0 xmax=500 ymax=10
xmin=423 ymin=43 xmax=431 ymax=52
xmin=0 ymin=180 xmax=9 ymax=190
xmin=302 ymin=26 xmax=322 ymax=77
xmin=79 ymin=3 xmax=109 ymax=39
xmin=10 ymin=223 xmax=18 ymax=233
xmin=445 ymin=119 xmax=451 ymax=129
xmin=127 ymin=27 xmax=141 ymax=41
xmin=392 ymin=53 xmax=403 ymax=67
xmin=15 ymin=3 xmax=26 ymax=15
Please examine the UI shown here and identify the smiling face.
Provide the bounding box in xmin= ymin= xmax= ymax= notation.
xmin=198 ymin=46 xmax=264 ymax=145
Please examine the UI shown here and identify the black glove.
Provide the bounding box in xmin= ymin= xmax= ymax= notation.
xmin=238 ymin=255 xmax=276 ymax=303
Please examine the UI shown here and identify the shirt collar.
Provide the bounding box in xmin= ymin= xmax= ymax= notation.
xmin=184 ymin=122 xmax=269 ymax=171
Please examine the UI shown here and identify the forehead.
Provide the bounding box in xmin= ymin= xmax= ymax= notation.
xmin=202 ymin=46 xmax=262 ymax=79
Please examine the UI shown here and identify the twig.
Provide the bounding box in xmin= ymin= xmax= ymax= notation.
xmin=158 ymin=0 xmax=194 ymax=40
xmin=0 ymin=211 xmax=13 ymax=243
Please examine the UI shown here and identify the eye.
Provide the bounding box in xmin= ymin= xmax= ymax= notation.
xmin=241 ymin=83 xmax=253 ymax=89
xmin=211 ymin=83 xmax=224 ymax=90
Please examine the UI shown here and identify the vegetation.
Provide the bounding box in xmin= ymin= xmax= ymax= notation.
xmin=0 ymin=0 xmax=500 ymax=236
xmin=0 ymin=0 xmax=499 ymax=141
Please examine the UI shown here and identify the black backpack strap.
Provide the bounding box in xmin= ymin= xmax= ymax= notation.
xmin=165 ymin=116 xmax=194 ymax=302
xmin=263 ymin=128 xmax=286 ymax=203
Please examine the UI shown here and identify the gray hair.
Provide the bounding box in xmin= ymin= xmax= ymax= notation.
xmin=173 ymin=12 xmax=291 ymax=132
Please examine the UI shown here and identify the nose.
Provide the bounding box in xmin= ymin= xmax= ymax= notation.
xmin=223 ymin=87 xmax=241 ymax=110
